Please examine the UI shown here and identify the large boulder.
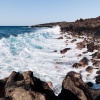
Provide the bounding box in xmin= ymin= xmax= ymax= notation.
xmin=79 ymin=57 xmax=89 ymax=66
xmin=4 ymin=71 xmax=57 ymax=100
xmin=58 ymin=71 xmax=100 ymax=100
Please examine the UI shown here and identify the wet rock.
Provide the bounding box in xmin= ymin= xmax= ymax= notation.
xmin=71 ymin=39 xmax=77 ymax=43
xmin=83 ymin=51 xmax=88 ymax=54
xmin=86 ymin=66 xmax=94 ymax=73
xmin=76 ymin=42 xmax=85 ymax=50
xmin=77 ymin=54 xmax=82 ymax=57
xmin=4 ymin=71 xmax=57 ymax=100
xmin=57 ymin=36 xmax=63 ymax=39
xmin=93 ymin=61 xmax=100 ymax=67
xmin=79 ymin=57 xmax=89 ymax=66
xmin=92 ymin=52 xmax=100 ymax=59
xmin=96 ymin=71 xmax=100 ymax=74
xmin=0 ymin=80 xmax=5 ymax=98
xmin=72 ymin=63 xmax=81 ymax=68
xmin=58 ymin=71 xmax=100 ymax=100
xmin=87 ymin=42 xmax=94 ymax=52
xmin=53 ymin=50 xmax=57 ymax=52
xmin=60 ymin=48 xmax=70 ymax=54
xmin=95 ymin=75 xmax=100 ymax=84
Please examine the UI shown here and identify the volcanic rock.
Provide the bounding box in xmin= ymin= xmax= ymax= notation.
xmin=58 ymin=71 xmax=100 ymax=100
xmin=96 ymin=71 xmax=100 ymax=74
xmin=93 ymin=61 xmax=100 ymax=67
xmin=95 ymin=75 xmax=100 ymax=84
xmin=79 ymin=57 xmax=89 ymax=66
xmin=87 ymin=42 xmax=94 ymax=52
xmin=60 ymin=48 xmax=70 ymax=54
xmin=3 ymin=71 xmax=57 ymax=100
xmin=72 ymin=63 xmax=81 ymax=68
xmin=71 ymin=39 xmax=77 ymax=43
xmin=86 ymin=66 xmax=94 ymax=73
xmin=57 ymin=36 xmax=63 ymax=39
xmin=92 ymin=52 xmax=100 ymax=59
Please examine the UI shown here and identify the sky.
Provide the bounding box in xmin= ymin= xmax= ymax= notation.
xmin=0 ymin=0 xmax=100 ymax=26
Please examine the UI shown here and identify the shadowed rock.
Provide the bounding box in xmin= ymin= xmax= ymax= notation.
xmin=58 ymin=71 xmax=100 ymax=100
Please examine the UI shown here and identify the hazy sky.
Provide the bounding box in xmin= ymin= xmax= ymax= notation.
xmin=0 ymin=0 xmax=100 ymax=26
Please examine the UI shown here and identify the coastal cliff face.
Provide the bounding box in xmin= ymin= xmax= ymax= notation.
xmin=31 ymin=16 xmax=100 ymax=37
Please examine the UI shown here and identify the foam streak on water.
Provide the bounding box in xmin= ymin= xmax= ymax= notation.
xmin=0 ymin=26 xmax=100 ymax=95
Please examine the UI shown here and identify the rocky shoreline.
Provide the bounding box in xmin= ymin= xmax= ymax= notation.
xmin=0 ymin=32 xmax=100 ymax=100
xmin=31 ymin=16 xmax=100 ymax=38
xmin=0 ymin=71 xmax=100 ymax=100
xmin=0 ymin=17 xmax=100 ymax=100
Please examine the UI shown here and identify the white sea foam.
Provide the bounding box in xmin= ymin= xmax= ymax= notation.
xmin=0 ymin=26 xmax=99 ymax=95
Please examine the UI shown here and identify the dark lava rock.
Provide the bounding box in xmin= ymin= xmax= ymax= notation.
xmin=72 ymin=63 xmax=81 ymax=68
xmin=77 ymin=54 xmax=82 ymax=57
xmin=79 ymin=57 xmax=89 ymax=66
xmin=0 ymin=80 xmax=5 ymax=98
xmin=87 ymin=42 xmax=94 ymax=52
xmin=53 ymin=50 xmax=57 ymax=52
xmin=92 ymin=52 xmax=100 ymax=59
xmin=58 ymin=71 xmax=100 ymax=100
xmin=57 ymin=36 xmax=63 ymax=39
xmin=95 ymin=75 xmax=100 ymax=84
xmin=60 ymin=48 xmax=70 ymax=54
xmin=86 ymin=66 xmax=94 ymax=73
xmin=96 ymin=71 xmax=100 ymax=74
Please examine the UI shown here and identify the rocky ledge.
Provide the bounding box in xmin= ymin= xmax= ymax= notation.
xmin=0 ymin=71 xmax=100 ymax=100
xmin=31 ymin=16 xmax=100 ymax=38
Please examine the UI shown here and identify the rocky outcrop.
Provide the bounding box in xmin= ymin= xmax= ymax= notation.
xmin=58 ymin=71 xmax=100 ymax=100
xmin=31 ymin=16 xmax=100 ymax=38
xmin=0 ymin=71 xmax=100 ymax=100
xmin=0 ymin=71 xmax=57 ymax=100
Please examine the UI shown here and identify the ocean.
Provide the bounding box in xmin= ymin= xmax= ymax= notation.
xmin=0 ymin=26 xmax=100 ymax=95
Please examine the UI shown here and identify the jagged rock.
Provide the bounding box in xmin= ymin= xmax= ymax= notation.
xmin=95 ymin=75 xmax=100 ymax=84
xmin=79 ymin=57 xmax=89 ymax=66
xmin=86 ymin=66 xmax=94 ymax=73
xmin=58 ymin=71 xmax=100 ymax=100
xmin=92 ymin=52 xmax=100 ymax=59
xmin=72 ymin=63 xmax=81 ymax=68
xmin=60 ymin=48 xmax=70 ymax=54
xmin=4 ymin=71 xmax=57 ymax=100
xmin=87 ymin=42 xmax=94 ymax=52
